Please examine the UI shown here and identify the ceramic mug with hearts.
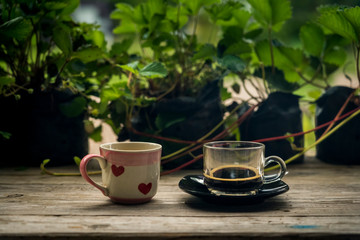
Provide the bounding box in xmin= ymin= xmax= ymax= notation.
xmin=80 ymin=142 xmax=162 ymax=204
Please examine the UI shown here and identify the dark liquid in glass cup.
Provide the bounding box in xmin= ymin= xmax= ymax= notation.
xmin=204 ymin=165 xmax=263 ymax=193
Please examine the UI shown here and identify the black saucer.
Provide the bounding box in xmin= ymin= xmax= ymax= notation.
xmin=178 ymin=175 xmax=289 ymax=204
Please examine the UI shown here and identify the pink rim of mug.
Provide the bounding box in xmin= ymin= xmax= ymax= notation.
xmin=100 ymin=142 xmax=162 ymax=166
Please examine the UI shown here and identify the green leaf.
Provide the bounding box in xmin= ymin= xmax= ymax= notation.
xmin=244 ymin=28 xmax=263 ymax=39
xmin=101 ymin=88 xmax=121 ymax=102
xmin=224 ymin=41 xmax=252 ymax=55
xmin=53 ymin=26 xmax=72 ymax=57
xmin=342 ymin=6 xmax=360 ymax=41
xmin=182 ymin=0 xmax=219 ymax=15
xmin=223 ymin=26 xmax=244 ymax=42
xmin=0 ymin=17 xmax=32 ymax=41
xmin=220 ymin=85 xmax=232 ymax=101
xmin=0 ymin=76 xmax=15 ymax=85
xmin=277 ymin=46 xmax=305 ymax=70
xmin=0 ymin=131 xmax=11 ymax=140
xmin=300 ymin=23 xmax=325 ymax=57
xmin=255 ymin=40 xmax=304 ymax=71
xmin=247 ymin=0 xmax=272 ymax=26
xmin=112 ymin=22 xmax=137 ymax=34
xmin=323 ymin=47 xmax=347 ymax=66
xmin=149 ymin=14 xmax=164 ymax=35
xmin=232 ymin=9 xmax=252 ymax=29
xmin=89 ymin=125 xmax=102 ymax=142
xmin=254 ymin=67 xmax=299 ymax=92
xmin=72 ymin=46 xmax=103 ymax=63
xmin=269 ymin=0 xmax=292 ymax=31
xmin=205 ymin=1 xmax=240 ymax=23
xmin=60 ymin=0 xmax=80 ymax=15
xmin=110 ymin=39 xmax=133 ymax=56
xmin=248 ymin=0 xmax=291 ymax=31
xmin=254 ymin=40 xmax=275 ymax=66
xmin=317 ymin=5 xmax=340 ymax=15
xmin=317 ymin=10 xmax=358 ymax=42
xmin=73 ymin=156 xmax=81 ymax=166
xmin=139 ymin=62 xmax=168 ymax=78
xmin=142 ymin=0 xmax=167 ymax=22
xmin=308 ymin=89 xmax=322 ymax=100
xmin=87 ymin=30 xmax=106 ymax=49
xmin=111 ymin=3 xmax=135 ymax=20
xmin=108 ymin=75 xmax=128 ymax=88
xmin=192 ymin=44 xmax=216 ymax=61
xmin=232 ymin=83 xmax=240 ymax=94
xmin=119 ymin=61 xmax=139 ymax=75
xmin=44 ymin=0 xmax=69 ymax=10
xmin=59 ymin=96 xmax=87 ymax=118
xmin=111 ymin=3 xmax=139 ymax=34
xmin=218 ymin=55 xmax=246 ymax=72
xmin=165 ymin=6 xmax=188 ymax=30
xmin=217 ymin=26 xmax=252 ymax=56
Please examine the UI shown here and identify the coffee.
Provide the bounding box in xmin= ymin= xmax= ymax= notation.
xmin=204 ymin=165 xmax=262 ymax=193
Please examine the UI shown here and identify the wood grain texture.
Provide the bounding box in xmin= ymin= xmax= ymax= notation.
xmin=0 ymin=156 xmax=359 ymax=239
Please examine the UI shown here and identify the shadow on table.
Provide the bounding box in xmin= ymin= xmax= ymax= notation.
xmin=182 ymin=196 xmax=291 ymax=213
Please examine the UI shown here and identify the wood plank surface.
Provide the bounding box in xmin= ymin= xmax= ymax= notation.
xmin=0 ymin=156 xmax=359 ymax=239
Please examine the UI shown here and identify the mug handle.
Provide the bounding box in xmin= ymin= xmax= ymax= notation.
xmin=80 ymin=154 xmax=109 ymax=196
xmin=263 ymin=156 xmax=287 ymax=184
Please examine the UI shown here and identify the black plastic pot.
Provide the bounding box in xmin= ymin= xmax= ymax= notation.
xmin=0 ymin=89 xmax=88 ymax=167
xmin=239 ymin=92 xmax=304 ymax=163
xmin=315 ymin=86 xmax=360 ymax=164
xmin=119 ymin=79 xmax=224 ymax=169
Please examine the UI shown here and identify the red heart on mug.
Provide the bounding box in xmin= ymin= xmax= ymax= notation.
xmin=111 ymin=165 xmax=125 ymax=177
xmin=138 ymin=183 xmax=152 ymax=195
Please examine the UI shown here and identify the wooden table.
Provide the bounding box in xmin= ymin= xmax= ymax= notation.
xmin=0 ymin=156 xmax=359 ymax=239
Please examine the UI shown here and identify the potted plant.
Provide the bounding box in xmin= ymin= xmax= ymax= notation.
xmin=311 ymin=5 xmax=360 ymax=164
xmin=216 ymin=1 xmax=359 ymax=165
xmin=109 ymin=0 xmax=234 ymax=169
xmin=208 ymin=0 xmax=307 ymax=163
xmin=107 ymin=0 xmax=322 ymax=168
xmin=0 ymin=0 xmax=105 ymax=166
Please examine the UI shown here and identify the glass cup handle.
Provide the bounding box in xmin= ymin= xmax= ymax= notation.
xmin=80 ymin=154 xmax=109 ymax=196
xmin=263 ymin=156 xmax=287 ymax=184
